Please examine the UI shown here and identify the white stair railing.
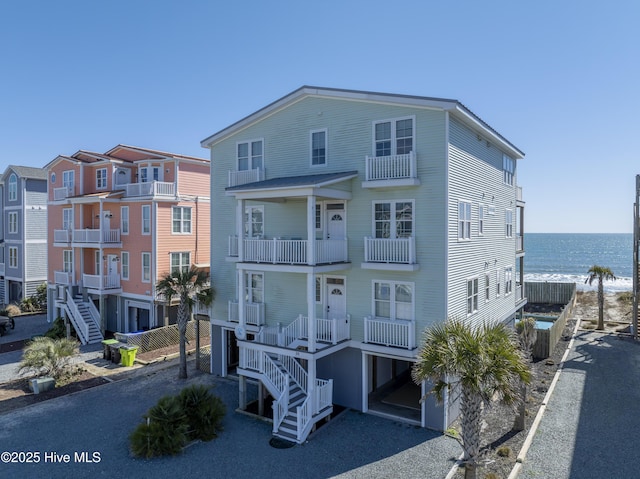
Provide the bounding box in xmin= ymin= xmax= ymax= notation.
xmin=86 ymin=299 xmax=101 ymax=332
xmin=65 ymin=292 xmax=89 ymax=345
xmin=278 ymin=355 xmax=307 ymax=393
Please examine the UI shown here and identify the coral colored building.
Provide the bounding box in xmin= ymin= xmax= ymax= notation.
xmin=45 ymin=145 xmax=210 ymax=344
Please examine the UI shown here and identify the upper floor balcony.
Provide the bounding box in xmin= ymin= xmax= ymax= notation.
xmin=228 ymin=168 xmax=265 ymax=188
xmin=363 ymin=316 xmax=416 ymax=350
xmin=362 ymin=237 xmax=418 ymax=271
xmin=53 ymin=186 xmax=74 ymax=201
xmin=228 ymin=300 xmax=266 ymax=326
xmin=83 ymin=273 xmax=121 ymax=293
xmin=362 ymin=152 xmax=420 ymax=188
xmin=123 ymin=181 xmax=175 ymax=198
xmin=54 ymin=270 xmax=73 ymax=285
xmin=228 ymin=236 xmax=348 ymax=266
xmin=0 ymin=263 xmax=4 ymax=276
xmin=54 ymin=228 xmax=122 ymax=247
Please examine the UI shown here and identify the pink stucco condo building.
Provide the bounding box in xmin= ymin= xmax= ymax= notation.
xmin=45 ymin=145 xmax=210 ymax=344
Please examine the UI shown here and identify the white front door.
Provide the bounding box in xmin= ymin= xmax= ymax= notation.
xmin=326 ymin=280 xmax=346 ymax=320
xmin=326 ymin=209 xmax=345 ymax=240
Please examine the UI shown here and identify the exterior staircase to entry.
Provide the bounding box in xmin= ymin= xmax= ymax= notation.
xmin=61 ymin=293 xmax=103 ymax=345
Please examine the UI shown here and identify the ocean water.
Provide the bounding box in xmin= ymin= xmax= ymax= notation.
xmin=524 ymin=233 xmax=633 ymax=292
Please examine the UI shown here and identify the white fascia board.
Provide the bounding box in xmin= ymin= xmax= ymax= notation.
xmin=228 ymin=186 xmax=352 ymax=201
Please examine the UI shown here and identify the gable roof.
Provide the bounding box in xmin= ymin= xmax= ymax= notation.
xmin=2 ymin=165 xmax=47 ymax=181
xmin=201 ymin=86 xmax=524 ymax=159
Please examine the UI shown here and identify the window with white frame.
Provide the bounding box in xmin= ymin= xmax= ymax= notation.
xmin=172 ymin=207 xmax=192 ymax=234
xmin=373 ymin=281 xmax=414 ymax=320
xmin=467 ymin=277 xmax=479 ymax=315
xmin=8 ymin=174 xmax=17 ymax=201
xmin=8 ymin=212 xmax=17 ymax=234
xmin=140 ymin=166 xmax=160 ymax=183
xmin=311 ymin=130 xmax=327 ymax=166
xmin=96 ymin=168 xmax=107 ymax=189
xmin=142 ymin=205 xmax=150 ymax=235
xmin=478 ymin=205 xmax=485 ymax=236
xmin=142 ymin=252 xmax=151 ymax=282
xmin=95 ymin=251 xmax=101 ymax=275
xmin=505 ymin=266 xmax=513 ymax=295
xmin=63 ymin=208 xmax=73 ymax=230
xmin=505 ymin=209 xmax=513 ymax=238
xmin=63 ymin=250 xmax=73 ymax=273
xmin=245 ymin=272 xmax=264 ymax=303
xmin=315 ymin=276 xmax=322 ymax=303
xmin=121 ymin=206 xmax=129 ymax=235
xmin=485 ymin=273 xmax=490 ymax=302
xmin=374 ymin=117 xmax=413 ymax=157
xmin=121 ymin=252 xmax=129 ymax=280
xmin=63 ymin=170 xmax=74 ymax=195
xmin=458 ymin=201 xmax=472 ymax=240
xmin=374 ymin=200 xmax=413 ymax=238
xmin=496 ymin=269 xmax=501 ymax=297
xmin=503 ymin=155 xmax=515 ymax=186
xmin=170 ymin=252 xmax=190 ymax=274
xmin=8 ymin=247 xmax=17 ymax=268
xmin=315 ymin=204 xmax=322 ymax=230
xmin=237 ymin=140 xmax=263 ymax=171
xmin=244 ymin=205 xmax=264 ymax=238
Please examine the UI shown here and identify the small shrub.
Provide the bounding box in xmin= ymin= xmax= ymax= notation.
xmin=178 ymin=384 xmax=226 ymax=441
xmin=4 ymin=304 xmax=21 ymax=317
xmin=18 ymin=336 xmax=79 ymax=380
xmin=617 ymin=291 xmax=633 ymax=305
xmin=130 ymin=396 xmax=188 ymax=458
xmin=496 ymin=446 xmax=511 ymax=457
xmin=44 ymin=317 xmax=68 ymax=340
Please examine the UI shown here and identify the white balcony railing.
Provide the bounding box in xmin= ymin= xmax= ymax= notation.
xmin=516 ymin=235 xmax=524 ymax=252
xmin=0 ymin=263 xmax=4 ymax=276
xmin=364 ymin=316 xmax=416 ymax=350
xmin=83 ymin=274 xmax=121 ymax=290
xmin=365 ymin=152 xmax=417 ymax=182
xmin=228 ymin=237 xmax=348 ymax=265
xmin=53 ymin=229 xmax=71 ymax=243
xmin=228 ymin=168 xmax=265 ymax=187
xmin=54 ymin=270 xmax=73 ymax=285
xmin=72 ymin=228 xmax=121 ymax=244
xmin=123 ymin=181 xmax=175 ymax=197
xmin=364 ymin=237 xmax=416 ymax=264
xmin=228 ymin=300 xmax=266 ymax=326
xmin=53 ymin=186 xmax=74 ymax=200
xmin=259 ymin=314 xmax=350 ymax=347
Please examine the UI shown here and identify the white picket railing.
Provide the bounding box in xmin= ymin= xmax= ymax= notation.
xmin=228 ymin=300 xmax=266 ymax=325
xmin=364 ymin=316 xmax=416 ymax=349
xmin=54 ymin=270 xmax=73 ymax=285
xmin=228 ymin=168 xmax=265 ymax=187
xmin=54 ymin=186 xmax=73 ymax=200
xmin=364 ymin=237 xmax=416 ymax=264
xmin=232 ymin=237 xmax=348 ymax=265
xmin=72 ymin=228 xmax=121 ymax=244
xmin=83 ymin=274 xmax=121 ymax=290
xmin=296 ymin=378 xmax=333 ymax=443
xmin=228 ymin=235 xmax=239 ymax=257
xmin=365 ymin=151 xmax=417 ymax=181
xmin=65 ymin=296 xmax=89 ymax=345
xmin=123 ymin=181 xmax=175 ymax=197
xmin=53 ymin=229 xmax=71 ymax=243
xmin=279 ymin=354 xmax=307 ymax=393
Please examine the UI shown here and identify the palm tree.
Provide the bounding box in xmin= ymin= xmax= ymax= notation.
xmin=194 ymin=285 xmax=215 ymax=371
xmin=156 ymin=267 xmax=210 ymax=379
xmin=412 ymin=319 xmax=530 ymax=479
xmin=585 ymin=265 xmax=616 ymax=330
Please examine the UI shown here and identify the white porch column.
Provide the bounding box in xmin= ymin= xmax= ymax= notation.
xmin=307 ymin=195 xmax=316 ymax=266
xmin=362 ymin=352 xmax=369 ymax=412
xmin=236 ymin=199 xmax=245 ymax=261
xmin=307 ymin=272 xmax=316 ymax=353
xmin=238 ymin=268 xmax=245 ymax=329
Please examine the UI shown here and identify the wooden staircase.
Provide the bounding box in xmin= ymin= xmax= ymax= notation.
xmin=62 ymin=294 xmax=103 ymax=345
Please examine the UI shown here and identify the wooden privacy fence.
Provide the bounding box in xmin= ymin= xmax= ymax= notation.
xmin=525 ymin=281 xmax=576 ymax=305
xmin=115 ymin=320 xmax=210 ymax=354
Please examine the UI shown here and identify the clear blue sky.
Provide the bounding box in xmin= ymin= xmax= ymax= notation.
xmin=2 ymin=1 xmax=638 ymax=233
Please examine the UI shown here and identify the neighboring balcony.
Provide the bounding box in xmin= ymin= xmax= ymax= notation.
xmin=54 ymin=271 xmax=73 ymax=285
xmin=123 ymin=181 xmax=175 ymax=198
xmin=54 ymin=228 xmax=122 ymax=247
xmin=0 ymin=263 xmax=4 ymax=276
xmin=228 ymin=168 xmax=265 ymax=188
xmin=516 ymin=234 xmax=524 ymax=254
xmin=83 ymin=273 xmax=121 ymax=292
xmin=362 ymin=237 xmax=418 ymax=271
xmin=53 ymin=186 xmax=75 ymax=200
xmin=362 ymin=152 xmax=420 ymax=188
xmin=228 ymin=236 xmax=348 ymax=266
xmin=364 ymin=316 xmax=416 ymax=350
xmin=228 ymin=300 xmax=266 ymax=326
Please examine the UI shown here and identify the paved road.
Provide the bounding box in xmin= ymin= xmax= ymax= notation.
xmin=520 ymin=330 xmax=640 ymax=479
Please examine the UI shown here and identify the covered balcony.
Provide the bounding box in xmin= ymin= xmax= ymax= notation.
xmin=364 ymin=316 xmax=416 ymax=350
xmin=255 ymin=314 xmax=351 ymax=349
xmin=228 ymin=236 xmax=348 ymax=266
xmin=362 ymin=237 xmax=418 ymax=271
xmin=362 ymin=152 xmax=420 ymax=188
xmin=53 ymin=186 xmax=74 ymax=201
xmin=228 ymin=300 xmax=265 ymax=326
xmin=82 ymin=273 xmax=121 ymax=293
xmin=122 ymin=181 xmax=175 ymax=198
xmin=54 ymin=228 xmax=122 ymax=247
xmin=54 ymin=271 xmax=73 ymax=285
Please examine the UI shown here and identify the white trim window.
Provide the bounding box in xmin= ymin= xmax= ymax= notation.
xmin=8 ymin=212 xmax=17 ymax=234
xmin=8 ymin=247 xmax=17 ymax=268
xmin=478 ymin=204 xmax=485 ymax=236
xmin=245 ymin=271 xmax=264 ymax=303
xmin=121 ymin=206 xmax=129 ymax=235
xmin=8 ymin=173 xmax=17 ymax=201
xmin=467 ymin=277 xmax=479 ymax=316
xmin=142 ymin=252 xmax=151 ymax=282
xmin=458 ymin=201 xmax=472 ymax=240
xmin=140 ymin=166 xmax=160 ymax=183
xmin=172 ymin=206 xmax=192 ymax=234
xmin=485 ymin=273 xmax=490 ymax=302
xmin=63 ymin=250 xmax=73 ymax=273
xmin=63 ymin=208 xmax=73 ymax=230
xmin=373 ymin=281 xmax=414 ymax=320
xmin=496 ymin=269 xmax=501 ymax=297
xmin=170 ymin=252 xmax=190 ymax=274
xmin=310 ymin=129 xmax=327 ymax=166
xmin=95 ymin=251 xmax=101 ymax=275
xmin=374 ymin=200 xmax=413 ymax=238
xmin=142 ymin=205 xmax=151 ymax=235
xmin=315 ymin=276 xmax=322 ymax=303
xmin=96 ymin=168 xmax=107 ymax=189
xmin=505 ymin=266 xmax=513 ymax=295
xmin=373 ymin=117 xmax=414 ymax=157
xmin=121 ymin=252 xmax=129 ymax=280
xmin=244 ymin=205 xmax=264 ymax=238
xmin=237 ymin=139 xmax=263 ymax=171
xmin=505 ymin=209 xmax=514 ymax=238
xmin=503 ymin=154 xmax=515 ymax=186
xmin=63 ymin=170 xmax=74 ymax=195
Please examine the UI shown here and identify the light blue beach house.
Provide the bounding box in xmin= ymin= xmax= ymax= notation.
xmin=201 ymin=86 xmax=526 ymax=443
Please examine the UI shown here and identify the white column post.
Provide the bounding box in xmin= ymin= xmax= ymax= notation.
xmin=307 ymin=195 xmax=316 ymax=265
xmin=362 ymin=352 xmax=368 ymax=412
xmin=236 ymin=199 xmax=244 ymax=262
xmin=238 ymin=268 xmax=245 ymax=329
xmin=307 ymin=272 xmax=316 ymax=353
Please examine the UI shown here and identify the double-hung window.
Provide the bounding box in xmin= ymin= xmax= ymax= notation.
xmin=245 ymin=272 xmax=264 ymax=303
xmin=374 ymin=117 xmax=413 ymax=157
xmin=496 ymin=270 xmax=501 ymax=297
xmin=467 ymin=278 xmax=479 ymax=315
xmin=170 ymin=252 xmax=190 ymax=274
xmin=141 ymin=253 xmax=151 ymax=282
xmin=373 ymin=281 xmax=414 ymax=320
xmin=63 ymin=250 xmax=73 ymax=273
xmin=8 ymin=174 xmax=17 ymax=201
xmin=503 ymin=155 xmax=515 ymax=186
xmin=121 ymin=252 xmax=129 ymax=280
xmin=142 ymin=205 xmax=151 ymax=235
xmin=63 ymin=208 xmax=73 ymax=230
xmin=63 ymin=170 xmax=74 ymax=196
xmin=310 ymin=130 xmax=327 ymax=166
xmin=172 ymin=207 xmax=192 ymax=234
xmin=505 ymin=209 xmax=513 ymax=238
xmin=485 ymin=273 xmax=490 ymax=302
xmin=237 ymin=140 xmax=263 ymax=171
xmin=244 ymin=205 xmax=264 ymax=238
xmin=8 ymin=212 xmax=17 ymax=234
xmin=8 ymin=247 xmax=17 ymax=268
xmin=505 ymin=266 xmax=513 ymax=295
xmin=374 ymin=200 xmax=413 ymax=238
xmin=458 ymin=201 xmax=472 ymax=240
xmin=121 ymin=206 xmax=129 ymax=235
xmin=478 ymin=205 xmax=485 ymax=236
xmin=96 ymin=168 xmax=107 ymax=189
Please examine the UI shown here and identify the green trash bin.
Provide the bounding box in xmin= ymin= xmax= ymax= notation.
xmin=102 ymin=339 xmax=119 ymax=360
xmin=119 ymin=346 xmax=139 ymax=367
